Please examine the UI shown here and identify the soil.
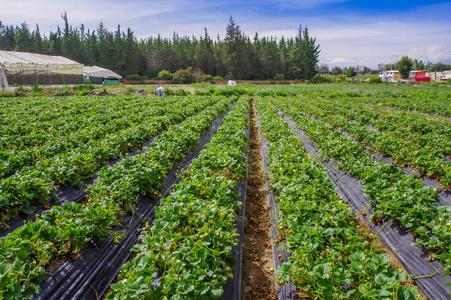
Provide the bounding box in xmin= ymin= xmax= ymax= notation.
xmin=241 ymin=100 xmax=277 ymax=300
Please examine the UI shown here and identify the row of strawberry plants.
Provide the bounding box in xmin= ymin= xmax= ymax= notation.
xmin=255 ymin=98 xmax=421 ymax=299
xmin=0 ymin=96 xmax=150 ymax=149
xmin=290 ymin=97 xmax=451 ymax=189
xmin=0 ymin=97 xmax=179 ymax=178
xmin=271 ymin=97 xmax=451 ymax=291
xmin=107 ymin=97 xmax=250 ymax=300
xmin=0 ymin=96 xmax=218 ymax=228
xmin=316 ymin=98 xmax=451 ymax=156
xmin=356 ymin=92 xmax=451 ymax=118
xmin=0 ymin=96 xmax=235 ymax=299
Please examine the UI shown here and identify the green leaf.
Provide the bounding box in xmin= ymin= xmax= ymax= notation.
xmin=176 ymin=282 xmax=195 ymax=295
xmin=196 ymin=248 xmax=208 ymax=260
xmin=375 ymin=273 xmax=388 ymax=285
xmin=396 ymin=287 xmax=416 ymax=300
xmin=17 ymin=250 xmax=27 ymax=261
xmin=211 ymin=288 xmax=223 ymax=297
xmin=110 ymin=283 xmax=123 ymax=292
xmin=23 ymin=206 xmax=36 ymax=214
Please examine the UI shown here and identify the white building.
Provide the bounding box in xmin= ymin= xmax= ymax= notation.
xmin=379 ymin=70 xmax=401 ymax=82
xmin=426 ymin=71 xmax=451 ymax=82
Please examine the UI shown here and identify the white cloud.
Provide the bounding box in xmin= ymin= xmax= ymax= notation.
xmin=330 ymin=57 xmax=350 ymax=64
xmin=0 ymin=0 xmax=223 ymax=36
xmin=1 ymin=0 xmax=450 ymax=69
xmin=407 ymin=45 xmax=451 ymax=63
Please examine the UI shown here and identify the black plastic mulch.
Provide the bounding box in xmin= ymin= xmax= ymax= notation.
xmin=360 ymin=102 xmax=451 ymax=121
xmin=282 ymin=114 xmax=451 ymax=300
xmin=219 ymin=107 xmax=250 ymax=300
xmin=337 ymin=127 xmax=451 ymax=207
xmin=254 ymin=105 xmax=300 ymax=300
xmin=32 ymin=104 xmax=235 ymax=300
xmin=0 ymin=138 xmax=159 ymax=238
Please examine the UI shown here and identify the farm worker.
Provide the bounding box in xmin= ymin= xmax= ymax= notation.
xmin=156 ymin=86 xmax=165 ymax=97
xmin=228 ymin=80 xmax=236 ymax=87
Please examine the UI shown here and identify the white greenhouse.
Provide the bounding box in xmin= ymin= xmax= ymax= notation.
xmin=0 ymin=50 xmax=83 ymax=89
xmin=83 ymin=66 xmax=122 ymax=85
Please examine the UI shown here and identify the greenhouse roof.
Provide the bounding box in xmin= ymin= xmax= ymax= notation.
xmin=0 ymin=50 xmax=81 ymax=65
xmin=83 ymin=66 xmax=122 ymax=79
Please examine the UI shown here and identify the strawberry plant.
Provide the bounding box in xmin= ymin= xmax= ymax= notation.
xmin=0 ymin=96 xmax=225 ymax=227
xmin=272 ymin=95 xmax=451 ymax=295
xmin=107 ymin=97 xmax=250 ymax=299
xmin=255 ymin=98 xmax=422 ymax=299
xmin=0 ymin=96 xmax=235 ymax=298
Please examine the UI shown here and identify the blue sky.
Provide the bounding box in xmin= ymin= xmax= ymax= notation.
xmin=1 ymin=0 xmax=451 ymax=69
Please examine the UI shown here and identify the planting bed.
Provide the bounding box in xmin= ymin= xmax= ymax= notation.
xmin=2 ymin=84 xmax=451 ymax=300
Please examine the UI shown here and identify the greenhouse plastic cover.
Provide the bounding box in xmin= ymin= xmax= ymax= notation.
xmin=0 ymin=50 xmax=81 ymax=65
xmin=83 ymin=66 xmax=122 ymax=79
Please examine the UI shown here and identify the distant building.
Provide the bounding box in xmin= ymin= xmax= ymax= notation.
xmin=379 ymin=70 xmax=401 ymax=82
xmin=427 ymin=71 xmax=451 ymax=82
xmin=409 ymin=70 xmax=430 ymax=82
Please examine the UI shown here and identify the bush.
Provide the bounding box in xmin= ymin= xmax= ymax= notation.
xmin=346 ymin=67 xmax=356 ymax=77
xmin=156 ymin=70 xmax=173 ymax=80
xmin=125 ymin=74 xmax=142 ymax=80
xmin=213 ymin=76 xmax=223 ymax=80
xmin=172 ymin=67 xmax=196 ymax=84
xmin=274 ymin=73 xmax=285 ymax=80
xmin=73 ymin=84 xmax=95 ymax=91
xmin=214 ymin=88 xmax=247 ymax=97
xmin=311 ymin=74 xmax=330 ymax=84
xmin=203 ymin=74 xmax=216 ymax=84
xmin=204 ymin=75 xmax=214 ymax=81
xmin=195 ymin=87 xmax=216 ymax=96
xmin=31 ymin=84 xmax=43 ymax=96
xmin=75 ymin=90 xmax=90 ymax=96
xmin=335 ymin=75 xmax=347 ymax=83
xmin=368 ymin=77 xmax=383 ymax=84
xmin=176 ymin=89 xmax=190 ymax=96
xmin=165 ymin=88 xmax=174 ymax=96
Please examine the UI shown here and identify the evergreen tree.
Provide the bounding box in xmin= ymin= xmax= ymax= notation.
xmin=223 ymin=17 xmax=250 ymax=79
xmin=287 ymin=25 xmax=320 ymax=80
xmin=14 ymin=22 xmax=33 ymax=52
xmin=0 ymin=15 xmax=323 ymax=81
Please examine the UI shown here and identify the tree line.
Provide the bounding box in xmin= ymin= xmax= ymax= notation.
xmin=0 ymin=15 xmax=320 ymax=80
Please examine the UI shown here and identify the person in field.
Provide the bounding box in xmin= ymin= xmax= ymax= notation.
xmin=156 ymin=86 xmax=165 ymax=97
xmin=228 ymin=80 xmax=236 ymax=87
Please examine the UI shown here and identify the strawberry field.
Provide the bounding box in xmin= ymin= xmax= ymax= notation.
xmin=1 ymin=83 xmax=451 ymax=299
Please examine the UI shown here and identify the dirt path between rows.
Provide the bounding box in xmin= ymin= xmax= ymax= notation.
xmin=241 ymin=100 xmax=277 ymax=300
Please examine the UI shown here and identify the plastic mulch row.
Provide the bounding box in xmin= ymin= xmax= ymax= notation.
xmin=219 ymin=106 xmax=250 ymax=300
xmin=0 ymin=137 xmax=158 ymax=239
xmin=1 ymin=101 xmax=213 ymax=238
xmin=255 ymin=106 xmax=300 ymax=300
xmin=340 ymin=128 xmax=451 ymax=206
xmin=282 ymin=114 xmax=451 ymax=300
xmin=360 ymin=102 xmax=451 ymax=120
xmin=33 ymin=104 xmax=235 ymax=300
xmin=308 ymin=113 xmax=451 ymax=208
